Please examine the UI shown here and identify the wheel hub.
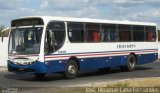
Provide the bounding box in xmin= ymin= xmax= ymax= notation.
xmin=68 ymin=65 xmax=76 ymax=74
xmin=129 ymin=58 xmax=135 ymax=68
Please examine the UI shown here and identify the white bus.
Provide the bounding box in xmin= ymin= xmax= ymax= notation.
xmin=8 ymin=16 xmax=158 ymax=79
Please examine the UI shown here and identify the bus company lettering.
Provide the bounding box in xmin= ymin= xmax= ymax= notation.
xmin=117 ymin=44 xmax=136 ymax=49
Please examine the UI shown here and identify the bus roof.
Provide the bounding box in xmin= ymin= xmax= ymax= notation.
xmin=12 ymin=16 xmax=157 ymax=26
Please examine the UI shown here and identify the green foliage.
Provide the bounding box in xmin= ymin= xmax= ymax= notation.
xmin=106 ymin=82 xmax=129 ymax=87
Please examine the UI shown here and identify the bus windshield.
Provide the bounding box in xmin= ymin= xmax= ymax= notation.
xmin=9 ymin=27 xmax=43 ymax=54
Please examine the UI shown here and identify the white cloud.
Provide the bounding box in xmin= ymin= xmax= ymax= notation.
xmin=1 ymin=0 xmax=160 ymax=27
xmin=83 ymin=0 xmax=89 ymax=3
xmin=38 ymin=0 xmax=101 ymax=18
xmin=41 ymin=0 xmax=49 ymax=9
xmin=70 ymin=6 xmax=100 ymax=18
xmin=45 ymin=0 xmax=86 ymax=10
xmin=103 ymin=0 xmax=159 ymax=4
xmin=0 ymin=0 xmax=16 ymax=10
xmin=131 ymin=8 xmax=160 ymax=21
xmin=92 ymin=0 xmax=160 ymax=8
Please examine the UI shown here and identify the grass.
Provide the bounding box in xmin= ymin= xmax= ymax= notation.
xmin=93 ymin=77 xmax=160 ymax=87
xmin=106 ymin=82 xmax=129 ymax=87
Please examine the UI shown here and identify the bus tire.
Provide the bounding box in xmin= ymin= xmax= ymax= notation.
xmin=64 ymin=60 xmax=78 ymax=79
xmin=126 ymin=54 xmax=136 ymax=71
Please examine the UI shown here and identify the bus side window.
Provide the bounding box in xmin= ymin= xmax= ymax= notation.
xmin=146 ymin=31 xmax=153 ymax=41
xmin=93 ymin=31 xmax=100 ymax=42
xmin=45 ymin=22 xmax=65 ymax=54
xmin=110 ymin=30 xmax=118 ymax=41
xmin=102 ymin=29 xmax=110 ymax=42
xmin=118 ymin=25 xmax=131 ymax=42
xmin=45 ymin=30 xmax=55 ymax=53
xmin=145 ymin=26 xmax=156 ymax=42
xmin=86 ymin=23 xmax=100 ymax=42
xmin=101 ymin=24 xmax=117 ymax=42
xmin=67 ymin=22 xmax=84 ymax=43
xmin=132 ymin=26 xmax=145 ymax=42
xmin=101 ymin=24 xmax=118 ymax=42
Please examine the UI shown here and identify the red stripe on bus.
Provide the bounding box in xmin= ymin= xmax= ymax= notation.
xmin=45 ymin=50 xmax=157 ymax=59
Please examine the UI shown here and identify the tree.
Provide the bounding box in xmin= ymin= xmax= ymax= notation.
xmin=0 ymin=25 xmax=5 ymax=37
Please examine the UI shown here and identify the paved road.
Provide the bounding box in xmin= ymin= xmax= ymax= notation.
xmin=0 ymin=62 xmax=160 ymax=87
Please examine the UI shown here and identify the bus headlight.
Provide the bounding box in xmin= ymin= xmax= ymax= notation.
xmin=9 ymin=59 xmax=37 ymax=65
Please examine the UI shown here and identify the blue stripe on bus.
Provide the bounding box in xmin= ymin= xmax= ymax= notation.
xmin=8 ymin=53 xmax=158 ymax=74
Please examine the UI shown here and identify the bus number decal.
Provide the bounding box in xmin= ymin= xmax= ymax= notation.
xmin=58 ymin=50 xmax=67 ymax=54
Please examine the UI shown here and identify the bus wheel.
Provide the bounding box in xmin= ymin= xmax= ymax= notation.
xmin=126 ymin=54 xmax=136 ymax=71
xmin=64 ymin=60 xmax=78 ymax=79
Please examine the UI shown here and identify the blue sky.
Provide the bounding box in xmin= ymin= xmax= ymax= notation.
xmin=1 ymin=0 xmax=160 ymax=28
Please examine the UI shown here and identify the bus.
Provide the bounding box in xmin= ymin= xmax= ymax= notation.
xmin=8 ymin=16 xmax=158 ymax=79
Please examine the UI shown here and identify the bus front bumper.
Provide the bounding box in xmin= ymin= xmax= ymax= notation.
xmin=7 ymin=60 xmax=47 ymax=74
